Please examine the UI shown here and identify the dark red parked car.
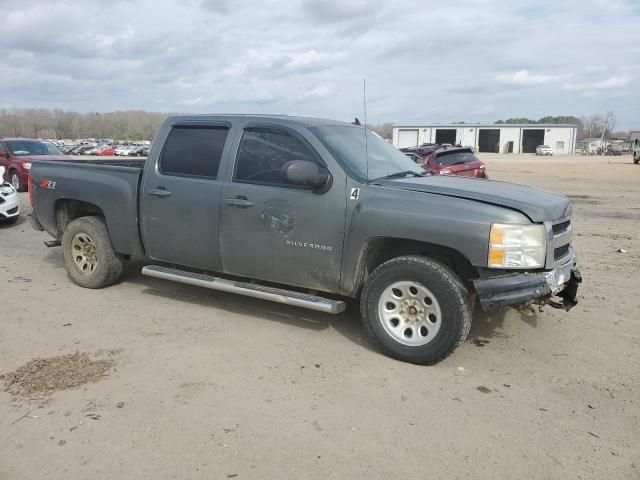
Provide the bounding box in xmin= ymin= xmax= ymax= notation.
xmin=423 ymin=146 xmax=487 ymax=178
xmin=402 ymin=145 xmax=487 ymax=179
xmin=0 ymin=138 xmax=68 ymax=191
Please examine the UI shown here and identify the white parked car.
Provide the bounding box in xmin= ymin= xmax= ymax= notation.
xmin=0 ymin=166 xmax=20 ymax=224
xmin=536 ymin=145 xmax=553 ymax=156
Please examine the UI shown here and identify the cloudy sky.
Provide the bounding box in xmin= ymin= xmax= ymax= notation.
xmin=1 ymin=0 xmax=639 ymax=128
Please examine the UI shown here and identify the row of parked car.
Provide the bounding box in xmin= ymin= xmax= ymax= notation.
xmin=63 ymin=144 xmax=149 ymax=157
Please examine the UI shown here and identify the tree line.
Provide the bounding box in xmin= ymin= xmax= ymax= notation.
xmin=0 ymin=108 xmax=169 ymax=141
xmin=0 ymin=108 xmax=627 ymax=142
xmin=494 ymin=112 xmax=625 ymax=139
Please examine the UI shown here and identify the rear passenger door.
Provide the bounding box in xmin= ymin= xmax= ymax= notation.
xmin=140 ymin=123 xmax=232 ymax=271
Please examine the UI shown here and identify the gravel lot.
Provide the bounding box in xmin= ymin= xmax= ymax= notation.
xmin=1 ymin=154 xmax=639 ymax=479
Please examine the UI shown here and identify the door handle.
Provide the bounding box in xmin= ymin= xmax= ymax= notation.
xmin=148 ymin=187 xmax=172 ymax=198
xmin=225 ymin=196 xmax=254 ymax=208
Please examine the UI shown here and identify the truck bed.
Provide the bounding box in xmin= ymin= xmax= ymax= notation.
xmin=30 ymin=159 xmax=146 ymax=257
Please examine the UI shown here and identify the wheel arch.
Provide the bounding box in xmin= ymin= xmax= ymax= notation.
xmin=348 ymin=237 xmax=477 ymax=297
xmin=54 ymin=198 xmax=106 ymax=240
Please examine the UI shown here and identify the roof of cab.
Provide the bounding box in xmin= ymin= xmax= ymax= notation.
xmin=166 ymin=114 xmax=356 ymax=128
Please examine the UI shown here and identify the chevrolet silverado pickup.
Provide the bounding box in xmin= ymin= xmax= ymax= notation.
xmin=29 ymin=115 xmax=581 ymax=364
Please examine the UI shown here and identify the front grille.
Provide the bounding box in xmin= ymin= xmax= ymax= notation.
xmin=554 ymin=244 xmax=570 ymax=260
xmin=552 ymin=220 xmax=570 ymax=234
xmin=548 ymin=218 xmax=573 ymax=268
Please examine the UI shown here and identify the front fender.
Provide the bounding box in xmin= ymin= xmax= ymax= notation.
xmin=339 ymin=184 xmax=530 ymax=296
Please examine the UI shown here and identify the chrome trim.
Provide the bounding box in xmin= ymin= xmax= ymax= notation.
xmin=142 ymin=265 xmax=346 ymax=314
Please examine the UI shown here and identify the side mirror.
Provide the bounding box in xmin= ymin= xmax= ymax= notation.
xmin=281 ymin=160 xmax=331 ymax=192
xmin=0 ymin=151 xmax=8 ymax=159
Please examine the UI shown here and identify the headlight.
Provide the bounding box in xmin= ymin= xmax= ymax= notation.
xmin=23 ymin=162 xmax=32 ymax=170
xmin=0 ymin=185 xmax=15 ymax=195
xmin=488 ymin=223 xmax=546 ymax=268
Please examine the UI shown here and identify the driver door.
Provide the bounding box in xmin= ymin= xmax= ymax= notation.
xmin=219 ymin=125 xmax=346 ymax=293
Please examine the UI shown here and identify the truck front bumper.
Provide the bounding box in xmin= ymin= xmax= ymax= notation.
xmin=472 ymin=255 xmax=581 ymax=312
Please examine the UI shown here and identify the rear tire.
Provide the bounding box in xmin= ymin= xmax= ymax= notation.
xmin=62 ymin=216 xmax=124 ymax=288
xmin=360 ymin=255 xmax=472 ymax=364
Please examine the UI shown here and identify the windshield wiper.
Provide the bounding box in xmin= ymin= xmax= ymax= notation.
xmin=370 ymin=170 xmax=426 ymax=183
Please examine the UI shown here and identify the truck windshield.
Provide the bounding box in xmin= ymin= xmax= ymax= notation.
xmin=7 ymin=140 xmax=63 ymax=156
xmin=311 ymin=125 xmax=424 ymax=181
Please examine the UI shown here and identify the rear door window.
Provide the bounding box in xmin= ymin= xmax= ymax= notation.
xmin=160 ymin=125 xmax=229 ymax=179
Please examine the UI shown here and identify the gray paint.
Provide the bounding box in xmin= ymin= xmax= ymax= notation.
xmin=31 ymin=114 xmax=571 ymax=298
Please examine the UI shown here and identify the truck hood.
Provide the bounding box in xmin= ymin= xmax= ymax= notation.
xmin=380 ymin=175 xmax=570 ymax=222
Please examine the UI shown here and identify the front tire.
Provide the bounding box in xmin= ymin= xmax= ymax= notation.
xmin=62 ymin=216 xmax=124 ymax=288
xmin=10 ymin=171 xmax=24 ymax=192
xmin=360 ymin=255 xmax=472 ymax=364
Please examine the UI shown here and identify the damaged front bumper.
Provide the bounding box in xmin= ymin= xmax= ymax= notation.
xmin=473 ymin=253 xmax=582 ymax=312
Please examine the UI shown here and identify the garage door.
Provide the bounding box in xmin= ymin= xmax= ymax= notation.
xmin=397 ymin=129 xmax=419 ymax=148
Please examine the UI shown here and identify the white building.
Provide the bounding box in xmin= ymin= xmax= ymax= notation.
xmin=392 ymin=124 xmax=578 ymax=154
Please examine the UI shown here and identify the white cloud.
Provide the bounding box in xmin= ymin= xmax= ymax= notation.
xmin=496 ymin=69 xmax=565 ymax=86
xmin=562 ymin=75 xmax=632 ymax=93
xmin=284 ymin=50 xmax=347 ymax=74
xmin=595 ymin=75 xmax=631 ymax=89
xmin=298 ymin=83 xmax=336 ymax=100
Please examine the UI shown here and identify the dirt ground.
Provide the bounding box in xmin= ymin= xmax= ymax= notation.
xmin=1 ymin=154 xmax=639 ymax=479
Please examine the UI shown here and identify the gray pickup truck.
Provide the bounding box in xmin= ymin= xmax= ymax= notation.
xmin=30 ymin=115 xmax=581 ymax=364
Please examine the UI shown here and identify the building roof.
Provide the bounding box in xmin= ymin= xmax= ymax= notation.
xmin=393 ymin=124 xmax=578 ymax=129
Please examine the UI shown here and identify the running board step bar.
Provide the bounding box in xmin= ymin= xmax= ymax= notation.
xmin=141 ymin=265 xmax=346 ymax=314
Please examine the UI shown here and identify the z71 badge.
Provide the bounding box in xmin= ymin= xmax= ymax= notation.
xmin=40 ymin=179 xmax=56 ymax=190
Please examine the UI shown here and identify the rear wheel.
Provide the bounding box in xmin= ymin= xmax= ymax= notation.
xmin=360 ymin=255 xmax=472 ymax=364
xmin=62 ymin=216 xmax=124 ymax=288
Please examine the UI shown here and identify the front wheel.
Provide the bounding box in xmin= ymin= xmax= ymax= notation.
xmin=10 ymin=171 xmax=24 ymax=192
xmin=360 ymin=255 xmax=472 ymax=364
xmin=62 ymin=216 xmax=124 ymax=288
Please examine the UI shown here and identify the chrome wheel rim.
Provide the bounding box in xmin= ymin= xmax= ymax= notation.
xmin=11 ymin=174 xmax=20 ymax=190
xmin=378 ymin=281 xmax=442 ymax=347
xmin=70 ymin=233 xmax=98 ymax=274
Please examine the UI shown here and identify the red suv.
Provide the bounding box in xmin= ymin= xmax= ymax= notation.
xmin=402 ymin=145 xmax=487 ymax=179
xmin=0 ymin=138 xmax=68 ymax=191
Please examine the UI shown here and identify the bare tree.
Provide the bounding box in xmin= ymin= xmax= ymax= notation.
xmin=0 ymin=108 xmax=170 ymax=140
